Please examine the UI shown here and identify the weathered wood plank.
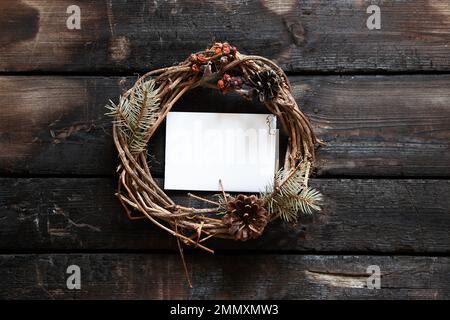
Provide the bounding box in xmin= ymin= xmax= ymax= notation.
xmin=0 ymin=254 xmax=448 ymax=299
xmin=1 ymin=1 xmax=450 ymax=72
xmin=1 ymin=178 xmax=449 ymax=252
xmin=0 ymin=76 xmax=122 ymax=175
xmin=1 ymin=75 xmax=449 ymax=177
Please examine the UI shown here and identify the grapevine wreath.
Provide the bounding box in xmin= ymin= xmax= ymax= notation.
xmin=107 ymin=42 xmax=323 ymax=264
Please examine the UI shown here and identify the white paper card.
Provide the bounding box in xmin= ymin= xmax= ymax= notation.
xmin=164 ymin=112 xmax=278 ymax=192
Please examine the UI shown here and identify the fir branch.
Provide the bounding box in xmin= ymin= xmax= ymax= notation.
xmin=106 ymin=80 xmax=160 ymax=154
xmin=262 ymin=161 xmax=323 ymax=222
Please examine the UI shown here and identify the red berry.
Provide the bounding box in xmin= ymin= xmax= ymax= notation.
xmin=191 ymin=64 xmax=200 ymax=72
xmin=217 ymin=79 xmax=225 ymax=90
xmin=222 ymin=45 xmax=231 ymax=55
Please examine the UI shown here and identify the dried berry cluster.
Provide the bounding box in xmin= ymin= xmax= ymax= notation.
xmin=189 ymin=42 xmax=238 ymax=74
xmin=189 ymin=53 xmax=208 ymax=73
xmin=217 ymin=73 xmax=243 ymax=93
xmin=212 ymin=42 xmax=238 ymax=56
xmin=187 ymin=42 xmax=282 ymax=102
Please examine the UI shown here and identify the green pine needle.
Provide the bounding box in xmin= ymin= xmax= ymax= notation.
xmin=106 ymin=80 xmax=160 ymax=154
xmin=262 ymin=162 xmax=323 ymax=222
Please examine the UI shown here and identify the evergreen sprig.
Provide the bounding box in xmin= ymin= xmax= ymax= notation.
xmin=262 ymin=161 xmax=323 ymax=222
xmin=106 ymin=80 xmax=160 ymax=154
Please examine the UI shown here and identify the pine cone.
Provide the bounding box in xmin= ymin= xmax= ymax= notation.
xmin=222 ymin=194 xmax=269 ymax=241
xmin=248 ymin=69 xmax=280 ymax=102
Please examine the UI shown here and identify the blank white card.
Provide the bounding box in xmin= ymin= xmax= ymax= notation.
xmin=164 ymin=112 xmax=278 ymax=192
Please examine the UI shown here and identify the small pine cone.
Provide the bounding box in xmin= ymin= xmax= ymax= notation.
xmin=248 ymin=69 xmax=280 ymax=102
xmin=222 ymin=194 xmax=269 ymax=241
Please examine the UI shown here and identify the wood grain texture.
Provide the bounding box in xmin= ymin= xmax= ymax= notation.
xmin=1 ymin=178 xmax=449 ymax=253
xmin=0 ymin=253 xmax=448 ymax=299
xmin=1 ymin=75 xmax=449 ymax=176
xmin=1 ymin=0 xmax=449 ymax=302
xmin=0 ymin=76 xmax=122 ymax=175
xmin=1 ymin=0 xmax=450 ymax=72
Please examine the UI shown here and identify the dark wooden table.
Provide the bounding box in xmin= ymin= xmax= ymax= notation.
xmin=1 ymin=0 xmax=450 ymax=299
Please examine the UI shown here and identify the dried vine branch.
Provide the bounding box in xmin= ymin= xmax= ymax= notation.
xmin=107 ymin=42 xmax=323 ymax=253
